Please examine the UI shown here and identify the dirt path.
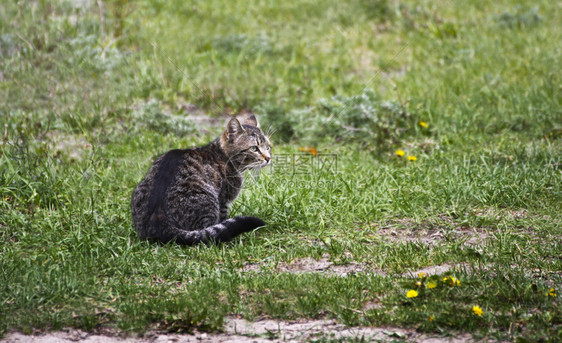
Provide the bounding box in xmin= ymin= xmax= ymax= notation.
xmin=2 ymin=317 xmax=474 ymax=342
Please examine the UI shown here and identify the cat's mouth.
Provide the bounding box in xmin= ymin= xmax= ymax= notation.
xmin=255 ymin=160 xmax=270 ymax=168
xmin=256 ymin=157 xmax=271 ymax=168
xmin=244 ymin=160 xmax=271 ymax=170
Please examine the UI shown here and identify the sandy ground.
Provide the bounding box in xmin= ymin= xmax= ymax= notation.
xmin=1 ymin=317 xmax=475 ymax=343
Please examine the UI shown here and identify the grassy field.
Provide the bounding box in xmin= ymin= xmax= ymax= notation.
xmin=1 ymin=0 xmax=561 ymax=341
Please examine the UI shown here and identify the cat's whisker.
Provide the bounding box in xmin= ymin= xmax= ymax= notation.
xmin=265 ymin=126 xmax=277 ymax=139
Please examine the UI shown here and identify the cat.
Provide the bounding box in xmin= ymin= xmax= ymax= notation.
xmin=131 ymin=113 xmax=271 ymax=245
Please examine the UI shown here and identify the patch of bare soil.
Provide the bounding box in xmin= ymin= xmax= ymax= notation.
xmin=2 ymin=318 xmax=477 ymax=343
xmin=176 ymin=102 xmax=226 ymax=132
xmin=524 ymin=268 xmax=562 ymax=289
xmin=222 ymin=317 xmax=474 ymax=342
xmin=242 ymin=257 xmax=472 ymax=284
xmin=377 ymin=216 xmax=490 ymax=247
xmin=242 ymin=257 xmax=386 ymax=277
xmin=471 ymin=208 xmax=529 ymax=220
xmin=46 ymin=131 xmax=93 ymax=161
xmin=401 ymin=264 xmax=468 ymax=278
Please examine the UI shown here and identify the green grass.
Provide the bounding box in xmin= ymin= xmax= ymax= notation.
xmin=1 ymin=0 xmax=561 ymax=341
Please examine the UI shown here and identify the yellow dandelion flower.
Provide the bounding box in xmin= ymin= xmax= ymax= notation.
xmin=426 ymin=281 xmax=437 ymax=289
xmin=429 ymin=315 xmax=434 ymax=322
xmin=547 ymin=288 xmax=557 ymax=297
xmin=472 ymin=306 xmax=483 ymax=317
xmin=406 ymin=290 xmax=418 ymax=298
xmin=415 ymin=281 xmax=422 ymax=287
xmin=395 ymin=149 xmax=406 ymax=157
xmin=408 ymin=155 xmax=417 ymax=161
xmin=418 ymin=272 xmax=428 ymax=279
xmin=443 ymin=276 xmax=460 ymax=286
xmin=419 ymin=121 xmax=429 ymax=128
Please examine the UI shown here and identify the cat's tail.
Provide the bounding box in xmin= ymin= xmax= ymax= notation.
xmin=166 ymin=216 xmax=265 ymax=245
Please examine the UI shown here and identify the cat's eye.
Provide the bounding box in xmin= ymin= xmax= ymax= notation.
xmin=250 ymin=146 xmax=259 ymax=152
xmin=266 ymin=146 xmax=271 ymax=151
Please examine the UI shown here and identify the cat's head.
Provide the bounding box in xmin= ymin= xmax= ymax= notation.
xmin=220 ymin=113 xmax=272 ymax=170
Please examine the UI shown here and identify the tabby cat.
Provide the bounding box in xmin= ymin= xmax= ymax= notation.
xmin=131 ymin=113 xmax=271 ymax=245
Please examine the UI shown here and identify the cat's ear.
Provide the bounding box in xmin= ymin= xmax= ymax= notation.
xmin=226 ymin=118 xmax=245 ymax=137
xmin=237 ymin=112 xmax=259 ymax=128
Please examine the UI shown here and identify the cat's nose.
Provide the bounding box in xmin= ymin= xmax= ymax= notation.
xmin=264 ymin=155 xmax=271 ymax=163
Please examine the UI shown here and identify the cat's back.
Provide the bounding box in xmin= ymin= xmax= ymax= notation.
xmin=131 ymin=149 xmax=186 ymax=232
xmin=131 ymin=145 xmax=226 ymax=230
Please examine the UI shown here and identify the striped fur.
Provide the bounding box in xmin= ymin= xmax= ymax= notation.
xmin=131 ymin=114 xmax=271 ymax=245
